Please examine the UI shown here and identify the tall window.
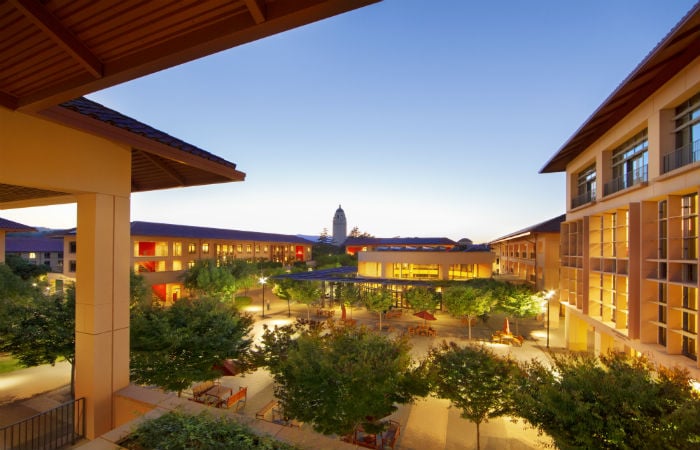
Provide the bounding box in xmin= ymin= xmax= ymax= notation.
xmin=665 ymin=92 xmax=700 ymax=172
xmin=682 ymin=193 xmax=698 ymax=260
xmin=606 ymin=129 xmax=648 ymax=195
xmin=188 ymin=243 xmax=196 ymax=254
xmin=173 ymin=242 xmax=182 ymax=257
xmin=573 ymin=164 xmax=596 ymax=208
xmin=202 ymin=243 xmax=209 ymax=253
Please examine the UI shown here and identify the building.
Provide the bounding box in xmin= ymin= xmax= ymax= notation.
xmin=490 ymin=214 xmax=565 ymax=291
xmin=5 ymin=235 xmax=64 ymax=273
xmin=344 ymin=236 xmax=457 ymax=255
xmin=0 ymin=217 xmax=35 ymax=264
xmin=541 ymin=4 xmax=700 ymax=377
xmin=332 ymin=205 xmax=347 ymax=245
xmin=0 ymin=1 xmax=380 ymax=439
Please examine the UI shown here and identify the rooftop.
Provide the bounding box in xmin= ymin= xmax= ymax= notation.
xmin=130 ymin=221 xmax=311 ymax=245
xmin=489 ymin=214 xmax=566 ymax=244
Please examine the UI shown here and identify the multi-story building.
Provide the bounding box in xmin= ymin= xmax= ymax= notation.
xmin=345 ymin=236 xmax=457 ymax=255
xmin=541 ymin=5 xmax=700 ymax=377
xmin=0 ymin=217 xmax=35 ymax=264
xmin=5 ymin=235 xmax=64 ymax=273
xmin=61 ymin=221 xmax=312 ymax=303
xmin=490 ymin=214 xmax=564 ymax=291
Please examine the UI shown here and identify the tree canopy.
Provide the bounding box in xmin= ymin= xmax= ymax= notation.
xmin=442 ymin=284 xmax=494 ymax=340
xmin=497 ymin=284 xmax=542 ymax=335
xmin=287 ymin=280 xmax=321 ymax=320
xmin=404 ymin=286 xmax=439 ymax=313
xmin=364 ymin=288 xmax=394 ymax=331
xmin=255 ymin=323 xmax=426 ymax=436
xmin=425 ymin=341 xmax=518 ymax=450
xmin=130 ymin=297 xmax=253 ymax=394
xmin=181 ymin=259 xmax=237 ymax=301
xmin=516 ymin=352 xmax=700 ymax=450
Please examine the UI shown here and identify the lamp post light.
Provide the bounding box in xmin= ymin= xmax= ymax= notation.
xmin=259 ymin=276 xmax=268 ymax=318
xmin=545 ymin=290 xmax=555 ymax=349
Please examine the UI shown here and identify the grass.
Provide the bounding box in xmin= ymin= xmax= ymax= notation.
xmin=235 ymin=296 xmax=253 ymax=308
xmin=0 ymin=354 xmax=21 ymax=374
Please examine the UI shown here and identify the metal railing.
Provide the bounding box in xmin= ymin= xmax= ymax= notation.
xmin=571 ymin=190 xmax=595 ymax=209
xmin=0 ymin=398 xmax=85 ymax=450
xmin=662 ymin=139 xmax=700 ymax=173
xmin=603 ymin=164 xmax=648 ymax=196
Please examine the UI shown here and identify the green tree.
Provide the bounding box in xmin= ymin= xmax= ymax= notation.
xmin=5 ymin=254 xmax=49 ymax=280
xmin=0 ymin=284 xmax=76 ymax=396
xmin=442 ymin=284 xmax=493 ymax=340
xmin=288 ymin=280 xmax=321 ymax=320
xmin=257 ymin=323 xmax=426 ymax=436
xmin=130 ymin=297 xmax=253 ymax=395
xmin=340 ymin=282 xmax=363 ymax=319
xmin=0 ymin=263 xmax=34 ymax=329
xmin=364 ymin=288 xmax=393 ymax=331
xmin=404 ymin=286 xmax=439 ymax=313
xmin=181 ymin=259 xmax=237 ymax=301
xmin=130 ymin=269 xmax=153 ymax=310
xmin=497 ymin=284 xmax=541 ymax=335
xmin=425 ymin=341 xmax=518 ymax=450
xmin=516 ymin=352 xmax=700 ymax=450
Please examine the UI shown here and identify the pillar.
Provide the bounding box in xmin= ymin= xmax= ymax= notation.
xmin=74 ymin=193 xmax=130 ymax=439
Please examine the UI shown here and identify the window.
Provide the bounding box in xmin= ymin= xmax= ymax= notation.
xmin=682 ymin=194 xmax=698 ymax=260
xmin=665 ymin=92 xmax=700 ymax=173
xmin=237 ymin=244 xmax=242 ymax=252
xmin=173 ymin=242 xmax=182 ymax=256
xmin=572 ymin=164 xmax=596 ymax=208
xmin=69 ymin=261 xmax=76 ymax=272
xmin=202 ymin=243 xmax=209 ymax=253
xmin=605 ymin=129 xmax=648 ymax=195
xmin=246 ymin=244 xmax=252 ymax=253
xmin=172 ymin=260 xmax=182 ymax=271
xmin=69 ymin=241 xmax=76 ymax=253
xmin=28 ymin=252 xmax=36 ymax=259
xmin=188 ymin=243 xmax=196 ymax=254
xmin=188 ymin=260 xmax=195 ymax=269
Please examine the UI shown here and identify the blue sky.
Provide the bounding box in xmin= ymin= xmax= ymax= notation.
xmin=5 ymin=1 xmax=698 ymax=242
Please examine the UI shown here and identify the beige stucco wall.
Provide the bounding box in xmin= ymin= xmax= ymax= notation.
xmin=358 ymin=250 xmax=494 ymax=280
xmin=1 ymin=108 xmax=132 ymax=438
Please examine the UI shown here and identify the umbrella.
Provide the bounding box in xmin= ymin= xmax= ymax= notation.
xmin=503 ymin=317 xmax=511 ymax=335
xmin=413 ymin=310 xmax=437 ymax=325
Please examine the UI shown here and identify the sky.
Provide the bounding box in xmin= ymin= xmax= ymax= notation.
xmin=4 ymin=0 xmax=698 ymax=243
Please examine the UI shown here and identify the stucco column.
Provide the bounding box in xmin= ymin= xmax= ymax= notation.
xmin=0 ymin=230 xmax=5 ymax=263
xmin=75 ymin=193 xmax=130 ymax=439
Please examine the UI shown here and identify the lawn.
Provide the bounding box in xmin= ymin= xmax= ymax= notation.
xmin=0 ymin=354 xmax=21 ymax=374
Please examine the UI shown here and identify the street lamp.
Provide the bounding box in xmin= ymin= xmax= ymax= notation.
xmin=545 ymin=290 xmax=555 ymax=349
xmin=259 ymin=276 xmax=268 ymax=318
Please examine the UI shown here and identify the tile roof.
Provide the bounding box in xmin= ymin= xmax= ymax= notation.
xmin=61 ymin=98 xmax=238 ymax=170
xmin=489 ymin=214 xmax=566 ymax=243
xmin=5 ymin=236 xmax=64 ymax=253
xmin=130 ymin=221 xmax=311 ymax=245
xmin=0 ymin=217 xmax=35 ymax=232
xmin=343 ymin=237 xmax=457 ymax=247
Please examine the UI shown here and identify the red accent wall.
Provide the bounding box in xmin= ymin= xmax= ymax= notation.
xmin=295 ymin=246 xmax=304 ymax=261
xmin=152 ymin=284 xmax=166 ymax=302
xmin=138 ymin=241 xmax=155 ymax=256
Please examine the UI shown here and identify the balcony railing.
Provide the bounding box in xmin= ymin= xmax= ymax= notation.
xmin=0 ymin=398 xmax=85 ymax=450
xmin=603 ymin=164 xmax=648 ymax=196
xmin=662 ymin=139 xmax=700 ymax=173
xmin=571 ymin=190 xmax=595 ymax=209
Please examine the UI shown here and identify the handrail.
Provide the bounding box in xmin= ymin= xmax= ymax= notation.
xmin=0 ymin=397 xmax=85 ymax=450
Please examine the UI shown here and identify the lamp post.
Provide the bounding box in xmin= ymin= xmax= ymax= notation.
xmin=545 ymin=290 xmax=555 ymax=349
xmin=287 ymin=296 xmax=291 ymax=317
xmin=259 ymin=276 xmax=268 ymax=318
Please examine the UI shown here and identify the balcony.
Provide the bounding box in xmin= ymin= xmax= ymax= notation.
xmin=662 ymin=139 xmax=700 ymax=173
xmin=571 ymin=190 xmax=595 ymax=209
xmin=603 ymin=164 xmax=648 ymax=196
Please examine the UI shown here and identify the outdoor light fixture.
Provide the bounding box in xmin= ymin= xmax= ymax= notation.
xmin=545 ymin=290 xmax=555 ymax=349
xmin=259 ymin=276 xmax=268 ymax=318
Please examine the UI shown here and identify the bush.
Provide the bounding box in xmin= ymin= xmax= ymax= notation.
xmin=235 ymin=296 xmax=253 ymax=307
xmin=122 ymin=411 xmax=301 ymax=449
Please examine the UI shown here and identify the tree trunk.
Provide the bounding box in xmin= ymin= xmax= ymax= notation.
xmin=306 ymin=304 xmax=310 ymax=321
xmin=378 ymin=312 xmax=383 ymax=331
xmin=476 ymin=420 xmax=481 ymax=450
xmin=467 ymin=315 xmax=473 ymax=340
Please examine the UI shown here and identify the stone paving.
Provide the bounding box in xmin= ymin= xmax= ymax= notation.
xmin=0 ymin=291 xmax=564 ymax=449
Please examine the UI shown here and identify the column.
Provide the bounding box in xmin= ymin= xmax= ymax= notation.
xmin=74 ymin=193 xmax=130 ymax=439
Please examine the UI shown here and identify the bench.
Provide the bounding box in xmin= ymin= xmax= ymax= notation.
xmin=191 ymin=380 xmax=216 ymax=401
xmin=225 ymin=386 xmax=247 ymax=410
xmin=255 ymin=399 xmax=278 ymax=419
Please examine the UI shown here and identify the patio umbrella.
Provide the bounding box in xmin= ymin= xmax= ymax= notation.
xmin=413 ymin=310 xmax=437 ymax=325
xmin=503 ymin=317 xmax=511 ymax=335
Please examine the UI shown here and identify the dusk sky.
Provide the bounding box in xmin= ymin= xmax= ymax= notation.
xmin=4 ymin=1 xmax=698 ymax=243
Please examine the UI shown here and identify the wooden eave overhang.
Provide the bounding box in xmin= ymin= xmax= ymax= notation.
xmin=0 ymin=0 xmax=381 ymax=113
xmin=540 ymin=2 xmax=700 ymax=173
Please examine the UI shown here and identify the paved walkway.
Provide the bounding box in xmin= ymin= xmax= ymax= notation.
xmin=0 ymin=291 xmax=563 ymax=449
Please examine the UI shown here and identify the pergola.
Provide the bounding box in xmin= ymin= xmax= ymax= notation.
xmin=0 ymin=0 xmax=380 ymax=439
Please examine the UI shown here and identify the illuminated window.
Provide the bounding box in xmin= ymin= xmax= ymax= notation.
xmin=246 ymin=245 xmax=252 ymax=253
xmin=173 ymin=242 xmax=182 ymax=256
xmin=202 ymin=243 xmax=209 ymax=253
xmin=263 ymin=245 xmax=268 ymax=252
xmin=188 ymin=260 xmax=195 ymax=269
xmin=255 ymin=245 xmax=260 ymax=252
xmin=28 ymin=252 xmax=36 ymax=259
xmin=237 ymin=244 xmax=242 ymax=252
xmin=172 ymin=260 xmax=182 ymax=271
xmin=188 ymin=243 xmax=196 ymax=254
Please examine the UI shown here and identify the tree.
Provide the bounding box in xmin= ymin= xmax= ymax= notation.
xmin=442 ymin=284 xmax=493 ymax=340
xmin=257 ymin=323 xmax=426 ymax=436
xmin=496 ymin=284 xmax=541 ymax=335
xmin=340 ymin=282 xmax=363 ymax=319
xmin=130 ymin=297 xmax=253 ymax=395
xmin=130 ymin=269 xmax=153 ymax=310
xmin=5 ymin=254 xmax=49 ymax=280
xmin=516 ymin=352 xmax=700 ymax=450
xmin=0 ymin=283 xmax=76 ymax=396
xmin=287 ymin=280 xmax=321 ymax=320
xmin=404 ymin=286 xmax=439 ymax=313
xmin=181 ymin=259 xmax=237 ymax=301
xmin=318 ymin=228 xmax=331 ymax=244
xmin=364 ymin=288 xmax=393 ymax=331
xmin=0 ymin=263 xmax=34 ymax=329
xmin=425 ymin=341 xmax=518 ymax=450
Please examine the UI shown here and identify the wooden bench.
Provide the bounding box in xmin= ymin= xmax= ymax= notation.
xmin=225 ymin=386 xmax=247 ymax=410
xmin=255 ymin=399 xmax=278 ymax=419
xmin=191 ymin=380 xmax=216 ymax=401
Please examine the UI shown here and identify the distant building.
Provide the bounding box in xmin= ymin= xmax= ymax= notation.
xmin=344 ymin=236 xmax=457 ymax=256
xmin=0 ymin=217 xmax=35 ymax=264
xmin=5 ymin=235 xmax=64 ymax=273
xmin=332 ymin=205 xmax=347 ymax=245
